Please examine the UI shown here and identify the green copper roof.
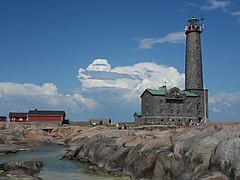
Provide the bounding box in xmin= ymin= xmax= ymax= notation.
xmin=182 ymin=91 xmax=198 ymax=97
xmin=134 ymin=112 xmax=142 ymax=117
xmin=144 ymin=86 xmax=198 ymax=97
xmin=147 ymin=86 xmax=167 ymax=95
xmin=188 ymin=16 xmax=198 ymax=21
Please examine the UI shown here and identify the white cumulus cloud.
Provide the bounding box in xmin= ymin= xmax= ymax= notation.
xmin=201 ymin=0 xmax=230 ymax=11
xmin=78 ymin=59 xmax=185 ymax=101
xmin=0 ymin=82 xmax=58 ymax=97
xmin=137 ymin=31 xmax=185 ymax=50
xmin=87 ymin=59 xmax=112 ymax=71
xmin=0 ymin=82 xmax=96 ymax=114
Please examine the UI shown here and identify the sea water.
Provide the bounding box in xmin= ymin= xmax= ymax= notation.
xmin=0 ymin=143 xmax=130 ymax=180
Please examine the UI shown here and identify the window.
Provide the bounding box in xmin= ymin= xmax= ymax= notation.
xmin=19 ymin=118 xmax=23 ymax=121
xmin=160 ymin=109 xmax=163 ymax=114
xmin=170 ymin=109 xmax=174 ymax=115
xmin=197 ymin=102 xmax=201 ymax=109
xmin=177 ymin=110 xmax=181 ymax=115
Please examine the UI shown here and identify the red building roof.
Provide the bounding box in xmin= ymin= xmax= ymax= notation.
xmin=28 ymin=110 xmax=65 ymax=117
xmin=9 ymin=112 xmax=28 ymax=118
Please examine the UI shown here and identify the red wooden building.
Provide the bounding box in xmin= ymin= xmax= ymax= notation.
xmin=27 ymin=110 xmax=66 ymax=123
xmin=9 ymin=112 xmax=28 ymax=122
xmin=0 ymin=116 xmax=7 ymax=122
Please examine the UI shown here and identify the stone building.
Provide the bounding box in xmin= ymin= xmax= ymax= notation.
xmin=89 ymin=118 xmax=112 ymax=125
xmin=135 ymin=16 xmax=209 ymax=125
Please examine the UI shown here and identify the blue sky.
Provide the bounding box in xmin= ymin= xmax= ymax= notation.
xmin=1 ymin=0 xmax=240 ymax=122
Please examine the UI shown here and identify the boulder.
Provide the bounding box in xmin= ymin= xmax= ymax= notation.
xmin=201 ymin=171 xmax=228 ymax=180
xmin=211 ymin=138 xmax=240 ymax=179
xmin=0 ymin=161 xmax=43 ymax=180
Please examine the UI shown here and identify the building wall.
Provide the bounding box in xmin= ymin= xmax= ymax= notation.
xmin=139 ymin=91 xmax=200 ymax=125
xmin=141 ymin=92 xmax=161 ymax=119
xmin=190 ymin=89 xmax=209 ymax=122
xmin=89 ymin=118 xmax=111 ymax=125
xmin=10 ymin=117 xmax=27 ymax=122
xmin=28 ymin=116 xmax=62 ymax=122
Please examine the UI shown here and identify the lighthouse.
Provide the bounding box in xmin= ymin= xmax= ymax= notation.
xmin=135 ymin=16 xmax=209 ymax=125
xmin=185 ymin=16 xmax=208 ymax=122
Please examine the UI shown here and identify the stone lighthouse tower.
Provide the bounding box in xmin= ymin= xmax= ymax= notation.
xmin=185 ymin=16 xmax=209 ymax=122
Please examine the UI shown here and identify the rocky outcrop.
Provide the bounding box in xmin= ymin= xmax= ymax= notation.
xmin=2 ymin=122 xmax=240 ymax=179
xmin=0 ymin=144 xmax=20 ymax=154
xmin=63 ymin=123 xmax=240 ymax=180
xmin=0 ymin=122 xmax=30 ymax=154
xmin=0 ymin=161 xmax=43 ymax=180
xmin=0 ymin=122 xmax=83 ymax=145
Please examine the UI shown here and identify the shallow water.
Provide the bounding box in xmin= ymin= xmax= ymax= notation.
xmin=0 ymin=143 xmax=130 ymax=180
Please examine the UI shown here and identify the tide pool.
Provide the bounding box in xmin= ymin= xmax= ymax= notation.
xmin=0 ymin=143 xmax=130 ymax=180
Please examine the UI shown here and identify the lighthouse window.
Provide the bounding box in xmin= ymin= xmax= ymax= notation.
xmin=196 ymin=39 xmax=198 ymax=43
xmin=196 ymin=47 xmax=199 ymax=50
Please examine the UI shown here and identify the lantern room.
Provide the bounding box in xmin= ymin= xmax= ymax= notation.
xmin=185 ymin=16 xmax=204 ymax=33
